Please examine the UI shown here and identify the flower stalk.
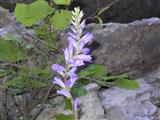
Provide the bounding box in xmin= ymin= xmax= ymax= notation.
xmin=52 ymin=7 xmax=93 ymax=120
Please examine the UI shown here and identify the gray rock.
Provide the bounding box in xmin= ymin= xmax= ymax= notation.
xmin=85 ymin=83 xmax=100 ymax=92
xmin=88 ymin=17 xmax=160 ymax=78
xmin=79 ymin=92 xmax=105 ymax=120
xmin=98 ymin=79 xmax=157 ymax=120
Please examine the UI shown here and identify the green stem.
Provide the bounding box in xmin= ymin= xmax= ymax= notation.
xmin=71 ymin=97 xmax=77 ymax=120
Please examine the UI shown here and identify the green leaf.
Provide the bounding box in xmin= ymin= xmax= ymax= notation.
xmin=15 ymin=1 xmax=53 ymax=26
xmin=64 ymin=98 xmax=72 ymax=110
xmin=55 ymin=114 xmax=73 ymax=120
xmin=0 ymin=38 xmax=28 ymax=62
xmin=51 ymin=10 xmax=72 ymax=30
xmin=115 ymin=78 xmax=139 ymax=90
xmin=102 ymin=73 xmax=129 ymax=81
xmin=53 ymin=0 xmax=71 ymax=5
xmin=78 ymin=64 xmax=107 ymax=78
xmin=71 ymin=85 xmax=87 ymax=97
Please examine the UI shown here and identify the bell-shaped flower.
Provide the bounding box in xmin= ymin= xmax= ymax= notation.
xmin=69 ymin=77 xmax=78 ymax=88
xmin=68 ymin=42 xmax=74 ymax=58
xmin=77 ymin=54 xmax=92 ymax=62
xmin=53 ymin=77 xmax=66 ymax=88
xmin=68 ymin=37 xmax=79 ymax=49
xmin=82 ymin=48 xmax=90 ymax=54
xmin=68 ymin=67 xmax=77 ymax=78
xmin=52 ymin=64 xmax=64 ymax=73
xmin=81 ymin=33 xmax=93 ymax=44
xmin=57 ymin=89 xmax=71 ymax=98
xmin=64 ymin=48 xmax=70 ymax=62
xmin=69 ymin=59 xmax=84 ymax=67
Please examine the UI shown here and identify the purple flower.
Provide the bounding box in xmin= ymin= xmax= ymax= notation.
xmin=74 ymin=98 xmax=78 ymax=111
xmin=68 ymin=67 xmax=77 ymax=78
xmin=65 ymin=80 xmax=71 ymax=87
xmin=69 ymin=77 xmax=78 ymax=88
xmin=77 ymin=54 xmax=92 ymax=62
xmin=64 ymin=48 xmax=69 ymax=62
xmin=52 ymin=64 xmax=64 ymax=73
xmin=82 ymin=48 xmax=90 ymax=54
xmin=81 ymin=33 xmax=93 ymax=44
xmin=69 ymin=59 xmax=84 ymax=67
xmin=53 ymin=77 xmax=65 ymax=88
xmin=57 ymin=89 xmax=71 ymax=98
xmin=68 ymin=42 xmax=74 ymax=58
xmin=68 ymin=37 xmax=79 ymax=49
xmin=80 ymin=20 xmax=86 ymax=29
xmin=69 ymin=30 xmax=77 ymax=38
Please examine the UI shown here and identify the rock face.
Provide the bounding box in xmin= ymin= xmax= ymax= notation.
xmin=99 ymin=79 xmax=157 ymax=120
xmin=60 ymin=17 xmax=160 ymax=78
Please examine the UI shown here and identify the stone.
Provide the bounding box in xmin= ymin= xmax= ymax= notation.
xmin=85 ymin=83 xmax=100 ymax=92
xmin=98 ymin=79 xmax=157 ymax=120
xmin=78 ymin=92 xmax=105 ymax=120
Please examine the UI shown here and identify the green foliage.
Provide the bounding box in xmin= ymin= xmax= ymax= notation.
xmin=15 ymin=0 xmax=53 ymax=26
xmin=0 ymin=69 xmax=11 ymax=78
xmin=78 ymin=64 xmax=139 ymax=90
xmin=53 ymin=0 xmax=71 ymax=5
xmin=0 ymin=38 xmax=28 ymax=63
xmin=4 ymin=76 xmax=47 ymax=89
xmin=115 ymin=78 xmax=139 ymax=90
xmin=51 ymin=10 xmax=72 ymax=30
xmin=64 ymin=98 xmax=72 ymax=110
xmin=78 ymin=64 xmax=107 ymax=79
xmin=55 ymin=114 xmax=73 ymax=120
xmin=2 ymin=65 xmax=51 ymax=95
xmin=71 ymin=85 xmax=87 ymax=97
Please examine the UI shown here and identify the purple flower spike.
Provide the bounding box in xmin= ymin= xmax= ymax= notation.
xmin=52 ymin=7 xmax=94 ymax=113
xmin=52 ymin=64 xmax=64 ymax=73
xmin=57 ymin=89 xmax=71 ymax=98
xmin=74 ymin=98 xmax=78 ymax=111
xmin=54 ymin=77 xmax=66 ymax=88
